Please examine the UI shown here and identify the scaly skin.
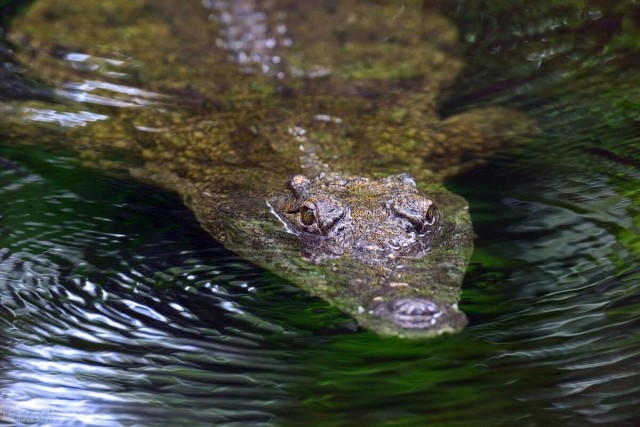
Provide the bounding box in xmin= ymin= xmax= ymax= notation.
xmin=0 ymin=0 xmax=530 ymax=337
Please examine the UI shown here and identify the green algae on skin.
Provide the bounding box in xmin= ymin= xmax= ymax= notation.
xmin=1 ymin=0 xmax=531 ymax=337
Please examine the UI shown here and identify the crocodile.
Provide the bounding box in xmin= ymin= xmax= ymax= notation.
xmin=0 ymin=0 xmax=530 ymax=338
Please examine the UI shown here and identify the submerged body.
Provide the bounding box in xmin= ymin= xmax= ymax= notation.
xmin=1 ymin=0 xmax=529 ymax=337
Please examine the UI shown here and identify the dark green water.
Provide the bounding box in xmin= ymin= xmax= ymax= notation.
xmin=1 ymin=1 xmax=640 ymax=426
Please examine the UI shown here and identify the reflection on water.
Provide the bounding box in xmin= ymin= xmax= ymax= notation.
xmin=0 ymin=150 xmax=324 ymax=426
xmin=17 ymin=108 xmax=109 ymax=127
xmin=0 ymin=0 xmax=640 ymax=426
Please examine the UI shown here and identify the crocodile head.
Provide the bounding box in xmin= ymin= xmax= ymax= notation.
xmin=267 ymin=173 xmax=472 ymax=338
xmin=275 ymin=173 xmax=440 ymax=263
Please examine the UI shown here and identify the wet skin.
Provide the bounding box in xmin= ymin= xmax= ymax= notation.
xmin=269 ymin=172 xmax=470 ymax=335
xmin=1 ymin=0 xmax=530 ymax=337
xmin=274 ymin=173 xmax=441 ymax=264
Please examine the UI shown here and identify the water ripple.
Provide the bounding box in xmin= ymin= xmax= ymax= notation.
xmin=1 ymin=1 xmax=640 ymax=425
xmin=0 ymin=152 xmax=305 ymax=426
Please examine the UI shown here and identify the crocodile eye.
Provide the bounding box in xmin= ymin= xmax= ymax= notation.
xmin=415 ymin=205 xmax=438 ymax=233
xmin=295 ymin=198 xmax=345 ymax=234
xmin=391 ymin=196 xmax=438 ymax=234
xmin=425 ymin=206 xmax=435 ymax=225
xmin=300 ymin=205 xmax=316 ymax=226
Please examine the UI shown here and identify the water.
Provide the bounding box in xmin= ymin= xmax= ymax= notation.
xmin=1 ymin=1 xmax=640 ymax=426
xmin=0 ymin=147 xmax=314 ymax=425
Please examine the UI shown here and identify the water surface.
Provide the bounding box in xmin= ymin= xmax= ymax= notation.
xmin=1 ymin=1 xmax=640 ymax=426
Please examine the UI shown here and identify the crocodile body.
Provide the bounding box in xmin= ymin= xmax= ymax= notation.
xmin=1 ymin=0 xmax=529 ymax=337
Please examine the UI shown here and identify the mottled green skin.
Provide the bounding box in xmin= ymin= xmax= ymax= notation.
xmin=268 ymin=172 xmax=472 ymax=336
xmin=1 ymin=0 xmax=529 ymax=337
xmin=273 ymin=173 xmax=442 ymax=264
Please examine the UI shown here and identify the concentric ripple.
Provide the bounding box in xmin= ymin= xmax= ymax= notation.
xmin=0 ymin=148 xmax=331 ymax=426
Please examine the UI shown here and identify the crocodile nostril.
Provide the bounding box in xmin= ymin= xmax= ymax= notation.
xmin=393 ymin=298 xmax=439 ymax=316
xmin=391 ymin=298 xmax=443 ymax=327
xmin=372 ymin=297 xmax=458 ymax=330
